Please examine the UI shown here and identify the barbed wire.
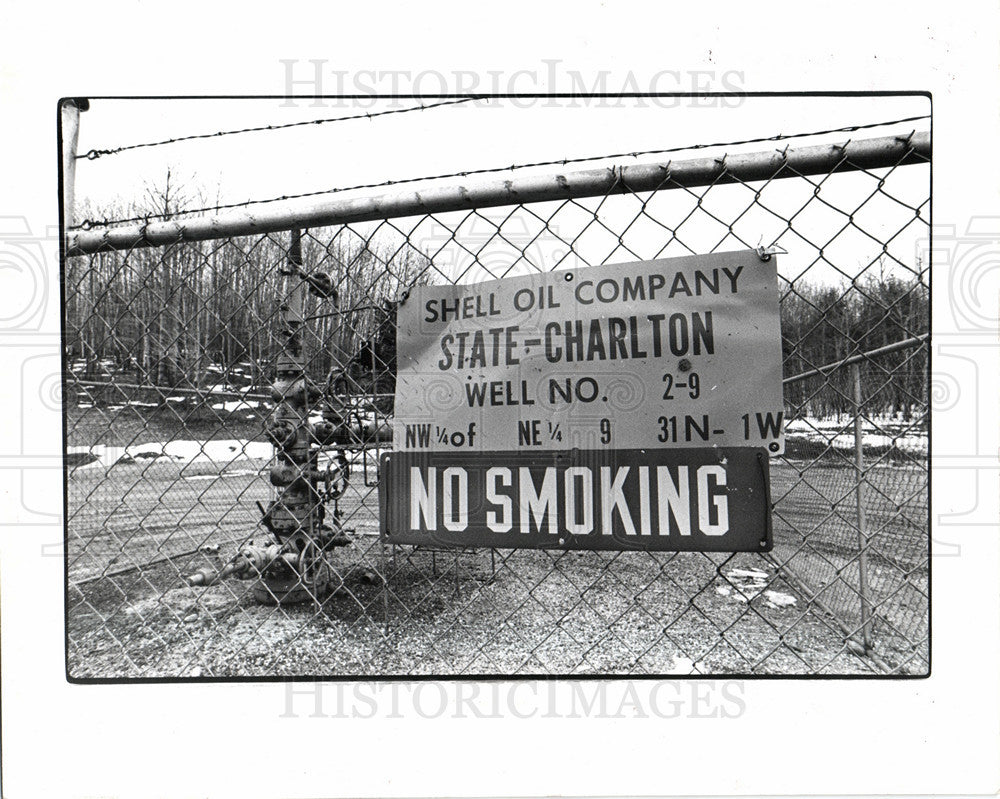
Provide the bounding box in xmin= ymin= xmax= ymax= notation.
xmin=76 ymin=97 xmax=482 ymax=161
xmin=72 ymin=113 xmax=930 ymax=231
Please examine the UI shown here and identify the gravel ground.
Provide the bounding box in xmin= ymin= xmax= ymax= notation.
xmin=68 ymin=529 xmax=877 ymax=678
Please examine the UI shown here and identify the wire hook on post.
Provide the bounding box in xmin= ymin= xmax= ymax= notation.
xmin=755 ymin=243 xmax=789 ymax=262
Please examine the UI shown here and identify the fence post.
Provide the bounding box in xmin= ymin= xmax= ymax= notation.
xmin=60 ymin=98 xmax=88 ymax=233
xmin=852 ymin=362 xmax=874 ymax=651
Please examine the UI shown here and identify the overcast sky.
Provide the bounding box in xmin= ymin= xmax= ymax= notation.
xmin=70 ymin=94 xmax=930 ymax=286
xmin=72 ymin=95 xmax=927 ymax=212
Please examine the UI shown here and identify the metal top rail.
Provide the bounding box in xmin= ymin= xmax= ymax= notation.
xmin=782 ymin=334 xmax=929 ymax=385
xmin=67 ymin=131 xmax=929 ymax=256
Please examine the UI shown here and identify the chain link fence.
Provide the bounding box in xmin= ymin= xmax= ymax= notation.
xmin=64 ymin=125 xmax=930 ymax=678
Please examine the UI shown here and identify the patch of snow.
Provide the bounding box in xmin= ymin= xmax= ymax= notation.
xmin=166 ymin=440 xmax=273 ymax=463
xmin=67 ymin=445 xmax=127 ymax=469
xmin=724 ymin=568 xmax=771 ymax=601
xmin=211 ymin=399 xmax=263 ymax=412
xmin=726 ymin=568 xmax=769 ymax=581
xmin=764 ymin=590 xmax=797 ymax=609
xmin=67 ymin=439 xmax=273 ymax=471
xmin=665 ymin=656 xmax=704 ymax=675
xmin=785 ymin=415 xmax=927 ymax=454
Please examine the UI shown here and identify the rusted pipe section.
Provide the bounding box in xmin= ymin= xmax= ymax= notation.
xmin=183 ymin=230 xmax=352 ymax=603
xmin=68 ymin=132 xmax=930 ymax=256
xmin=185 ymin=544 xmax=291 ymax=586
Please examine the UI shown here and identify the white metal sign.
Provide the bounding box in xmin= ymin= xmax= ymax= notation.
xmin=393 ymin=249 xmax=784 ymax=455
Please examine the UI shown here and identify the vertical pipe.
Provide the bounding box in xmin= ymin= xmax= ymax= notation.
xmin=264 ymin=228 xmax=328 ymax=601
xmin=60 ymin=99 xmax=87 ymax=233
xmin=380 ymin=538 xmax=390 ymax=634
xmin=852 ymin=363 xmax=874 ymax=651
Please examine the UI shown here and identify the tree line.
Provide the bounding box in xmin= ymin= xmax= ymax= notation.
xmin=781 ymin=270 xmax=928 ymax=420
xmin=66 ymin=183 xmax=927 ymax=419
xmin=66 ymin=233 xmax=428 ymax=388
